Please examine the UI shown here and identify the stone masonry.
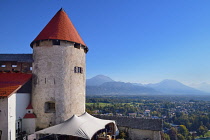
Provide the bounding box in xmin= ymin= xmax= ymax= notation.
xmin=32 ymin=40 xmax=86 ymax=129
xmin=94 ymin=115 xmax=163 ymax=140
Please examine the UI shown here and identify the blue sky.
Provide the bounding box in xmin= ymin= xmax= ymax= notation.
xmin=1 ymin=0 xmax=210 ymax=85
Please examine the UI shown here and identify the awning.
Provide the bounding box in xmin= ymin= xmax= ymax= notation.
xmin=36 ymin=112 xmax=118 ymax=139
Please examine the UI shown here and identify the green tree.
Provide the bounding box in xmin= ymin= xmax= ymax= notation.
xmin=197 ymin=125 xmax=208 ymax=137
xmin=186 ymin=136 xmax=192 ymax=140
xmin=178 ymin=125 xmax=189 ymax=138
xmin=164 ymin=121 xmax=171 ymax=128
xmin=177 ymin=134 xmax=185 ymax=140
xmin=169 ymin=127 xmax=178 ymax=140
xmin=163 ymin=133 xmax=170 ymax=140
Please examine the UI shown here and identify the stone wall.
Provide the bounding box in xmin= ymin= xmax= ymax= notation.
xmin=119 ymin=127 xmax=161 ymax=140
xmin=94 ymin=115 xmax=163 ymax=131
xmin=94 ymin=115 xmax=163 ymax=140
xmin=32 ymin=40 xmax=86 ymax=129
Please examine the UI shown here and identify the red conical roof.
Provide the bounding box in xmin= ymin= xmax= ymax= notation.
xmin=30 ymin=8 xmax=86 ymax=47
xmin=23 ymin=114 xmax=36 ymax=119
xmin=26 ymin=103 xmax=33 ymax=109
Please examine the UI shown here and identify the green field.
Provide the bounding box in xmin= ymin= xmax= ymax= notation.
xmin=86 ymin=103 xmax=112 ymax=107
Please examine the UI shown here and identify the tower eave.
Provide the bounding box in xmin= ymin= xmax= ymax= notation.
xmin=30 ymin=39 xmax=89 ymax=53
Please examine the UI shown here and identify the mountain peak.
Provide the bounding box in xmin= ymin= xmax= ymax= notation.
xmin=93 ymin=75 xmax=113 ymax=80
xmin=146 ymin=79 xmax=205 ymax=94
xmin=159 ymin=79 xmax=184 ymax=85
xmin=86 ymin=75 xmax=114 ymax=86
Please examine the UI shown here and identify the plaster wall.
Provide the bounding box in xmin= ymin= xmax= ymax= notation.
xmin=8 ymin=94 xmax=16 ymax=140
xmin=16 ymin=93 xmax=30 ymax=120
xmin=120 ymin=127 xmax=161 ymax=140
xmin=22 ymin=119 xmax=36 ymax=134
xmin=0 ymin=93 xmax=30 ymax=140
xmin=32 ymin=40 xmax=86 ymax=128
xmin=0 ymin=98 xmax=8 ymax=140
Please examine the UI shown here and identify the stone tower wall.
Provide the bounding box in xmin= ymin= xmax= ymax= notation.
xmin=32 ymin=40 xmax=86 ymax=129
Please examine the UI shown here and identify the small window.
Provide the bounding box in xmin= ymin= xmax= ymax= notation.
xmin=30 ymin=67 xmax=32 ymax=71
xmin=28 ymin=111 xmax=31 ymax=113
xmin=78 ymin=67 xmax=83 ymax=73
xmin=74 ymin=67 xmax=77 ymax=73
xmin=45 ymin=102 xmax=55 ymax=113
xmin=84 ymin=47 xmax=88 ymax=53
xmin=11 ymin=62 xmax=17 ymax=67
xmin=52 ymin=40 xmax=60 ymax=45
xmin=74 ymin=66 xmax=83 ymax=74
xmin=36 ymin=41 xmax=40 ymax=46
xmin=1 ymin=65 xmax=6 ymax=68
xmin=74 ymin=43 xmax=80 ymax=49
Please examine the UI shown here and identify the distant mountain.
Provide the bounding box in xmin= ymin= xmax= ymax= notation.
xmin=86 ymin=81 xmax=160 ymax=95
xmin=86 ymin=75 xmax=114 ymax=86
xmin=86 ymin=75 xmax=160 ymax=95
xmin=86 ymin=76 xmax=209 ymax=95
xmin=132 ymin=83 xmax=144 ymax=86
xmin=146 ymin=79 xmax=207 ymax=95
xmin=190 ymin=82 xmax=210 ymax=93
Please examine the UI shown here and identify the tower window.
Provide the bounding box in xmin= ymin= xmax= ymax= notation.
xmin=45 ymin=102 xmax=55 ymax=113
xmin=52 ymin=40 xmax=60 ymax=45
xmin=74 ymin=43 xmax=80 ymax=49
xmin=74 ymin=66 xmax=83 ymax=74
xmin=36 ymin=41 xmax=40 ymax=46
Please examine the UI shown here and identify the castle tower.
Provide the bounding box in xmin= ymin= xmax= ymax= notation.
xmin=30 ymin=8 xmax=88 ymax=129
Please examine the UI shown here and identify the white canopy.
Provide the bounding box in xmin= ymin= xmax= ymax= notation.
xmin=36 ymin=112 xmax=118 ymax=139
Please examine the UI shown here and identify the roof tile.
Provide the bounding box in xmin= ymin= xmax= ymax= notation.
xmin=23 ymin=113 xmax=36 ymax=119
xmin=26 ymin=103 xmax=33 ymax=109
xmin=0 ymin=73 xmax=32 ymax=97
xmin=0 ymin=54 xmax=33 ymax=62
xmin=31 ymin=8 xmax=86 ymax=47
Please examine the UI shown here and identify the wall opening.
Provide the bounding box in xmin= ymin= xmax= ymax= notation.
xmin=1 ymin=65 xmax=6 ymax=68
xmin=74 ymin=66 xmax=83 ymax=74
xmin=74 ymin=43 xmax=80 ymax=49
xmin=36 ymin=41 xmax=40 ymax=46
xmin=45 ymin=102 xmax=55 ymax=113
xmin=52 ymin=40 xmax=60 ymax=45
xmin=11 ymin=62 xmax=17 ymax=67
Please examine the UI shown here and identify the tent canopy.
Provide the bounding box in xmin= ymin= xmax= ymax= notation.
xmin=36 ymin=112 xmax=118 ymax=139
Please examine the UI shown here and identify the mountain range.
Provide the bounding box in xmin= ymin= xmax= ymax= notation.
xmin=189 ymin=82 xmax=210 ymax=93
xmin=86 ymin=75 xmax=209 ymax=95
